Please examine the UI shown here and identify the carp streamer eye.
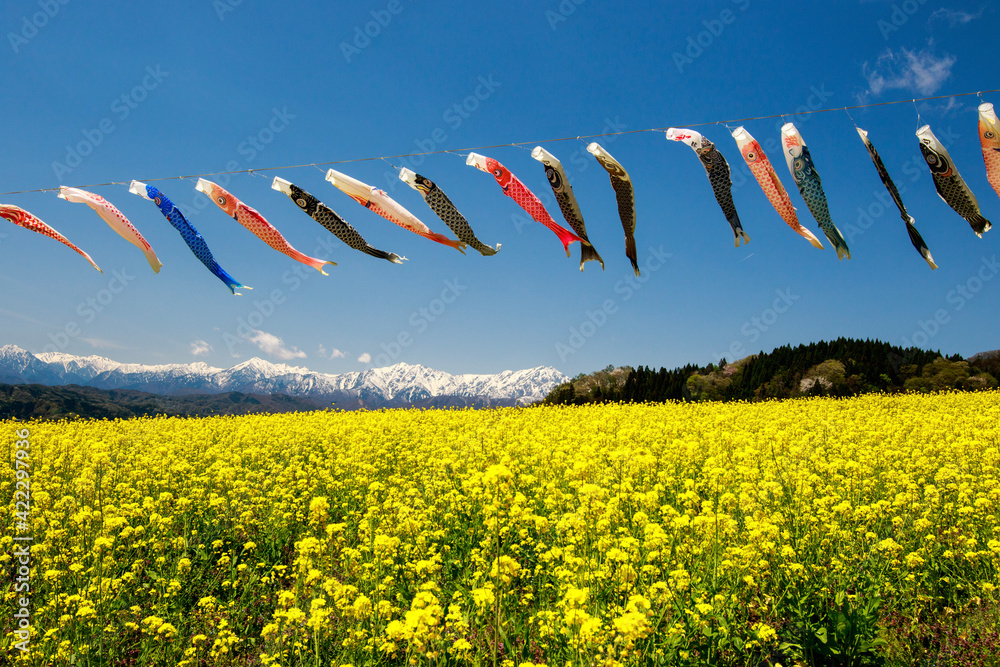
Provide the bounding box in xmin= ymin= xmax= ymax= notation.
xmin=154 ymin=197 xmax=161 ymax=206
xmin=217 ymin=196 xmax=227 ymax=205
xmin=746 ymin=151 xmax=756 ymax=161
xmin=296 ymin=198 xmax=307 ymax=207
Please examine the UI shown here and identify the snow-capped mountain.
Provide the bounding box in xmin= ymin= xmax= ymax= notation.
xmin=0 ymin=345 xmax=567 ymax=408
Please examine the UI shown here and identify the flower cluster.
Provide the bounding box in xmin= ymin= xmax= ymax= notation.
xmin=2 ymin=391 xmax=998 ymax=665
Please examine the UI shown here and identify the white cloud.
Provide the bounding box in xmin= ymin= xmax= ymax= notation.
xmin=190 ymin=339 xmax=212 ymax=356
xmin=930 ymin=7 xmax=983 ymax=26
xmin=862 ymin=46 xmax=956 ymax=97
xmin=318 ymin=344 xmax=346 ymax=359
xmin=357 ymin=352 xmax=371 ymax=363
xmin=246 ymin=330 xmax=306 ymax=360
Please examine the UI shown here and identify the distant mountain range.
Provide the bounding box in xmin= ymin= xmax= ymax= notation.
xmin=0 ymin=345 xmax=568 ymax=416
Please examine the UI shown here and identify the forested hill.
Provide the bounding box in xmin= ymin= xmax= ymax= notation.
xmin=543 ymin=338 xmax=1000 ymax=405
xmin=0 ymin=383 xmax=327 ymax=421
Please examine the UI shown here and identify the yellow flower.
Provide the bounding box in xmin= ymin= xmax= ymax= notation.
xmin=579 ymin=615 xmax=602 ymax=641
xmin=755 ymin=622 xmax=778 ymax=643
xmin=142 ymin=616 xmax=163 ymax=633
xmin=490 ymin=555 xmax=521 ymax=584
xmin=93 ymin=536 xmax=114 ymax=551
xmin=309 ymin=496 xmax=330 ymax=523
xmin=877 ymin=538 xmax=903 ymax=554
xmin=471 ymin=587 xmax=495 ymax=608
xmin=385 ymin=619 xmax=406 ymax=640
xmin=285 ymin=607 xmax=306 ymax=624
xmin=563 ymin=586 xmax=588 ymax=607
xmin=352 ymin=595 xmax=372 ymax=618
xmin=451 ymin=637 xmax=473 ymax=653
xmin=613 ymin=611 xmax=648 ymax=640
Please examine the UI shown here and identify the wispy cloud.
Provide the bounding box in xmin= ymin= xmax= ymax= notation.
xmin=862 ymin=46 xmax=956 ymax=98
xmin=247 ymin=330 xmax=306 ymax=360
xmin=917 ymin=96 xmax=964 ymax=117
xmin=0 ymin=307 xmax=48 ymax=327
xmin=930 ymin=7 xmax=983 ymax=26
xmin=357 ymin=352 xmax=371 ymax=364
xmin=81 ymin=337 xmax=128 ymax=350
xmin=190 ymin=339 xmax=213 ymax=356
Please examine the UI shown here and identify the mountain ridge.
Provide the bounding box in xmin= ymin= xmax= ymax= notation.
xmin=0 ymin=345 xmax=567 ymax=410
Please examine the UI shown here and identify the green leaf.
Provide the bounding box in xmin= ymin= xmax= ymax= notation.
xmin=835 ymin=612 xmax=850 ymax=632
xmin=815 ymin=627 xmax=828 ymax=644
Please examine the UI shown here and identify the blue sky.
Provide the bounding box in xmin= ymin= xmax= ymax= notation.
xmin=1 ymin=0 xmax=997 ymax=376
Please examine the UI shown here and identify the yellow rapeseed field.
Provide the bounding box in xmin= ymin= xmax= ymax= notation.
xmin=2 ymin=391 xmax=999 ymax=666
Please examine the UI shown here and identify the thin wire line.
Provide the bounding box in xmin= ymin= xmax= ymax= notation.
xmin=1 ymin=88 xmax=995 ymax=197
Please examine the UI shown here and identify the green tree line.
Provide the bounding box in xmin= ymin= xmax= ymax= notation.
xmin=543 ymin=338 xmax=1000 ymax=405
